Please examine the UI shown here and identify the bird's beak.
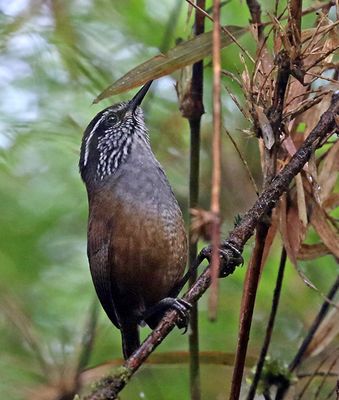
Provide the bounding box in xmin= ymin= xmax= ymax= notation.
xmin=129 ymin=80 xmax=153 ymax=111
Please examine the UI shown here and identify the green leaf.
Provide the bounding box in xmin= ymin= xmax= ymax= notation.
xmin=94 ymin=25 xmax=247 ymax=103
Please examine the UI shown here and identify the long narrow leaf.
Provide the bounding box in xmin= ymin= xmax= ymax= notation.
xmin=94 ymin=25 xmax=247 ymax=103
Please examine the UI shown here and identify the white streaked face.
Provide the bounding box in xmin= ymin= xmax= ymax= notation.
xmin=79 ymin=102 xmax=148 ymax=183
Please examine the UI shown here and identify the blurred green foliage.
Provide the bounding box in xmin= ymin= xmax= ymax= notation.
xmin=0 ymin=1 xmax=337 ymax=399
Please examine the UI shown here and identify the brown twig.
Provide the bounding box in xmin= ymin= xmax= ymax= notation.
xmin=230 ymin=222 xmax=270 ymax=400
xmin=288 ymin=0 xmax=302 ymax=53
xmin=305 ymin=71 xmax=339 ymax=86
xmin=283 ymin=92 xmax=330 ymax=121
xmin=305 ymin=44 xmax=339 ymax=72
xmin=82 ymin=92 xmax=339 ymax=400
xmin=209 ymin=0 xmax=222 ymax=321
xmin=224 ymin=84 xmax=252 ymax=120
xmin=246 ymin=0 xmax=263 ymax=40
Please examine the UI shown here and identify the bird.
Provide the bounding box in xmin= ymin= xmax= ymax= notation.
xmin=79 ymin=81 xmax=189 ymax=359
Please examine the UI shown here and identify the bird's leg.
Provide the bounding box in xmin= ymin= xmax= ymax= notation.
xmin=142 ymin=241 xmax=243 ymax=332
xmin=169 ymin=240 xmax=244 ymax=297
xmin=141 ymin=298 xmax=192 ymax=332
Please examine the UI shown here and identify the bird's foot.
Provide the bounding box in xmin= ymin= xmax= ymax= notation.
xmin=201 ymin=240 xmax=244 ymax=277
xmin=142 ymin=297 xmax=192 ymax=333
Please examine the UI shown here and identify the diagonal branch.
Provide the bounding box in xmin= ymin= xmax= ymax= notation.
xmin=82 ymin=92 xmax=339 ymax=400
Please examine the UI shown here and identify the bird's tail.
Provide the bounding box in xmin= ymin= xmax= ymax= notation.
xmin=120 ymin=319 xmax=140 ymax=359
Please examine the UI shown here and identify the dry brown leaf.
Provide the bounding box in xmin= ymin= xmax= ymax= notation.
xmin=240 ymin=52 xmax=251 ymax=94
xmin=176 ymin=64 xmax=194 ymax=118
xmin=310 ymin=197 xmax=339 ymax=259
xmin=297 ymin=243 xmax=331 ymax=260
xmin=321 ymin=21 xmax=339 ymax=65
xmin=254 ymin=105 xmax=275 ymax=149
xmin=308 ymin=150 xmax=321 ymax=205
xmin=241 ymin=69 xmax=251 ymax=94
xmin=286 ymin=17 xmax=337 ymax=132
xmin=304 ymin=304 xmax=339 ymax=358
xmin=278 ymin=194 xmax=298 ymax=266
xmin=318 ymin=140 xmax=339 ymax=203
xmin=302 ymin=20 xmax=339 ymax=71
xmin=254 ymin=45 xmax=274 ymax=86
xmin=295 ymin=173 xmax=308 ymax=227
xmin=283 ymin=135 xmax=298 ymax=157
xmin=287 ymin=200 xmax=307 ymax=258
xmin=261 ymin=211 xmax=279 ymax=270
xmin=279 ymin=196 xmax=318 ymax=290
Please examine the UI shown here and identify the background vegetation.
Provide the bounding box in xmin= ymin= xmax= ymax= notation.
xmin=0 ymin=1 xmax=337 ymax=399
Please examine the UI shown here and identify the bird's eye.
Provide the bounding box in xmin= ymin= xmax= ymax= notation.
xmin=107 ymin=115 xmax=118 ymax=124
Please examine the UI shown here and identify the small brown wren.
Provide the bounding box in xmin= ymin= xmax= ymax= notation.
xmin=79 ymin=81 xmax=189 ymax=359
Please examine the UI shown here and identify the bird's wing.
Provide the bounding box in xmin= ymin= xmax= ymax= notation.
xmin=87 ymin=215 xmax=120 ymax=328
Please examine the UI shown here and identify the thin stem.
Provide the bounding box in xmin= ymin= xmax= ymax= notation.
xmin=189 ymin=120 xmax=202 ymax=400
xmin=288 ymin=0 xmax=302 ymax=53
xmin=230 ymin=222 xmax=270 ymax=400
xmin=188 ymin=1 xmax=206 ymax=399
xmin=246 ymin=0 xmax=263 ymax=40
xmin=246 ymin=248 xmax=287 ymax=400
xmin=209 ymin=0 xmax=222 ymax=321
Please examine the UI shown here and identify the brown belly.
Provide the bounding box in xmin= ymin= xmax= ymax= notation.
xmin=110 ymin=204 xmax=187 ymax=309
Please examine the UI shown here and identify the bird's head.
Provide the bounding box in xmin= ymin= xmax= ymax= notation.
xmin=79 ymin=81 xmax=152 ymax=184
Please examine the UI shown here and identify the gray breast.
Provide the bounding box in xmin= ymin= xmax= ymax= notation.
xmin=110 ymin=138 xmax=182 ymax=219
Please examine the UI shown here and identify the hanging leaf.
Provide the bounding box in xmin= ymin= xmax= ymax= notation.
xmin=260 ymin=211 xmax=279 ymax=270
xmin=295 ymin=173 xmax=308 ymax=227
xmin=93 ymin=25 xmax=247 ymax=103
xmin=310 ymin=196 xmax=339 ymax=259
xmin=254 ymin=105 xmax=275 ymax=150
xmin=319 ymin=140 xmax=339 ymax=203
xmin=297 ymin=243 xmax=330 ymax=260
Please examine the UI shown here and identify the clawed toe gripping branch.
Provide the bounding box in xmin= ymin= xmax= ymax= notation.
xmin=82 ymin=93 xmax=339 ymax=400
